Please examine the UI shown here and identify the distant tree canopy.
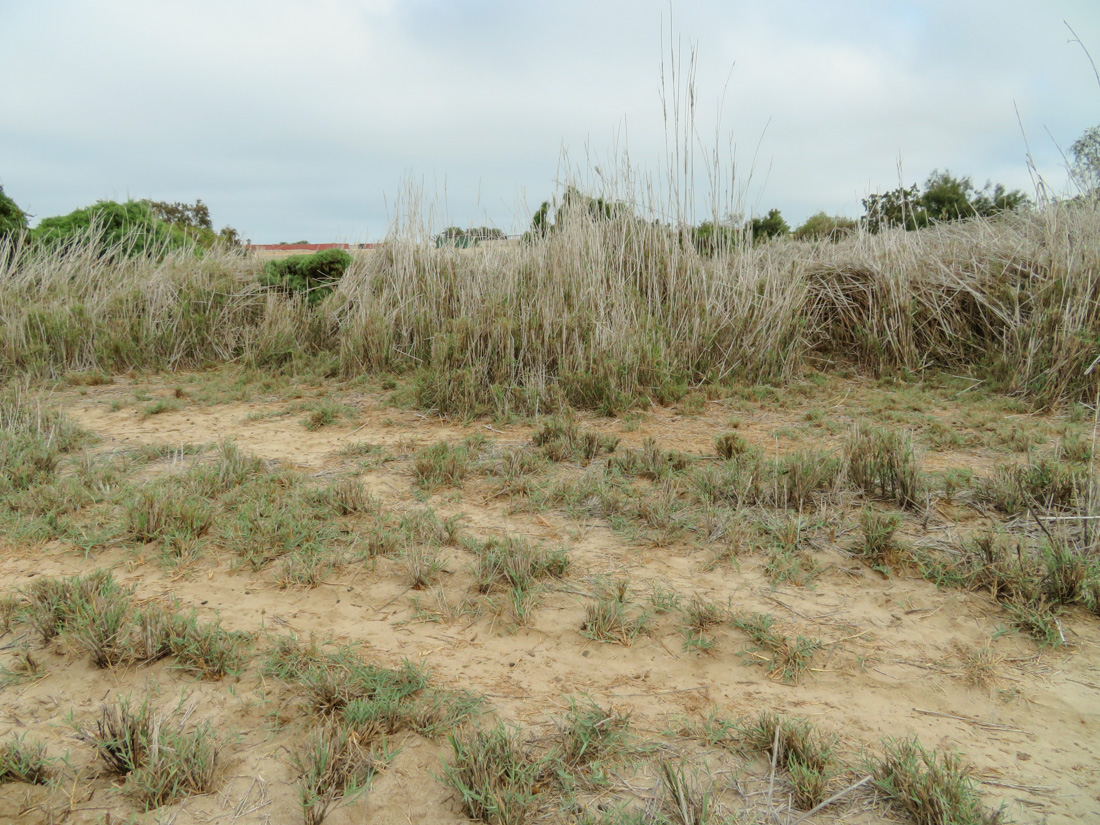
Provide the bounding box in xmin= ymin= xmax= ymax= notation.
xmin=31 ymin=200 xmax=189 ymax=257
xmin=749 ymin=208 xmax=790 ymax=241
xmin=0 ymin=184 xmax=28 ymax=242
xmin=435 ymin=226 xmax=507 ymax=248
xmin=144 ymin=198 xmax=242 ymax=248
xmin=526 ymin=186 xmax=633 ymax=239
xmin=862 ymin=170 xmax=1029 ymax=232
xmin=27 ymin=198 xmax=243 ymax=257
xmin=1070 ymin=124 xmax=1100 ymax=198
xmin=793 ymin=212 xmax=858 ymax=242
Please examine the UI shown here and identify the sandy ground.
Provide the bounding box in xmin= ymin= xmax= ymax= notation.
xmin=1 ymin=374 xmax=1097 ymax=824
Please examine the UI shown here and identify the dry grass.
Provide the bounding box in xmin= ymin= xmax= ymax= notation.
xmin=3 ymin=201 xmax=1099 ymax=416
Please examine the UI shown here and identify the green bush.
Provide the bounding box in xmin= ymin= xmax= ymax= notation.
xmin=30 ymin=200 xmax=190 ymax=258
xmin=794 ymin=212 xmax=858 ymax=241
xmin=259 ymin=249 xmax=352 ymax=305
xmin=0 ymin=184 xmax=28 ymax=242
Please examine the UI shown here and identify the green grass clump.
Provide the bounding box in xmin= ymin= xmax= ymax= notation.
xmin=739 ymin=712 xmax=837 ymax=810
xmin=845 ymin=423 xmax=925 ymax=509
xmin=872 ymin=736 xmax=1001 ymax=825
xmin=609 ymin=437 xmax=691 ymax=481
xmin=581 ymin=578 xmax=650 ymax=646
xmin=443 ymin=723 xmax=549 ymax=825
xmin=414 ymin=435 xmax=485 ymax=490
xmin=293 ymin=723 xmax=384 ymax=825
xmin=979 ymin=453 xmax=1081 ymax=514
xmin=468 ymin=535 xmax=569 ymax=626
xmin=78 ymin=693 xmax=222 ymax=809
xmin=0 ymin=734 xmax=54 ymax=784
xmin=730 ymin=612 xmax=820 ymax=683
xmin=534 ymin=417 xmax=619 ymax=463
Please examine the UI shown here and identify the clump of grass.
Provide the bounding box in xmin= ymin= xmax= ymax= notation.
xmin=714 ymin=432 xmax=750 ymax=459
xmin=555 ymin=696 xmax=632 ymax=782
xmin=667 ymin=707 xmax=736 ymax=748
xmin=443 ymin=723 xmax=548 ymax=825
xmin=23 ymin=569 xmax=130 ymax=644
xmin=979 ymin=453 xmax=1081 ymax=514
xmin=657 ymin=760 xmax=716 ymax=825
xmin=610 ymin=437 xmax=692 ymax=481
xmin=845 ymin=423 xmax=925 ymax=509
xmin=468 ymin=535 xmax=568 ymax=626
xmin=851 ymin=507 xmax=904 ymax=572
xmin=485 ymin=445 xmax=547 ymax=498
xmin=730 ymin=612 xmax=820 ymax=683
xmin=166 ymin=609 xmax=250 ymax=678
xmin=414 ymin=435 xmax=485 ymax=490
xmin=772 ymin=448 xmax=842 ymax=509
xmin=533 ymin=417 xmax=618 ymax=463
xmin=739 ymin=712 xmax=837 ymax=810
xmin=301 ymin=398 xmax=357 ymax=431
xmin=871 ymin=736 xmax=1002 ymax=825
xmin=402 ymin=542 xmax=447 ymax=590
xmin=0 ymin=734 xmax=54 ymax=784
xmin=294 ymin=724 xmax=384 ymax=825
xmin=126 ymin=477 xmax=217 ymax=543
xmin=139 ymin=396 xmax=183 ymax=419
xmin=581 ymin=578 xmax=650 ymax=646
xmin=78 ymin=693 xmax=222 ymax=809
xmin=681 ymin=595 xmax=728 ymax=652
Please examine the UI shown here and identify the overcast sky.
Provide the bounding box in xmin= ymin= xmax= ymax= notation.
xmin=2 ymin=0 xmax=1098 ymax=243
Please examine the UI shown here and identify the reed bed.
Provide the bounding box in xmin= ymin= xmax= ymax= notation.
xmin=2 ymin=199 xmax=1098 ymax=414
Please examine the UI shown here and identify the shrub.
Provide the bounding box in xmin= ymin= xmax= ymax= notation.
xmin=793 ymin=212 xmax=858 ymax=242
xmin=259 ymin=249 xmax=352 ymax=305
xmin=0 ymin=184 xmax=28 ymax=243
xmin=30 ymin=200 xmax=189 ymax=258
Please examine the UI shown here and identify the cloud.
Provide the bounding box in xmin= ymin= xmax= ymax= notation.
xmin=2 ymin=0 xmax=1097 ymax=240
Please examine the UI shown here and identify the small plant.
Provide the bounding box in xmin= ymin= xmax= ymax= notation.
xmin=533 ymin=417 xmax=618 ymax=463
xmin=301 ymin=398 xmax=356 ymax=431
xmin=294 ymin=724 xmax=382 ymax=825
xmin=668 ymin=706 xmax=736 ymax=748
xmin=773 ymin=449 xmax=841 ymax=509
xmin=79 ymin=693 xmax=223 ymax=807
xmin=739 ymin=712 xmax=836 ymax=810
xmin=259 ymin=248 xmax=352 ymax=305
xmin=658 ymin=760 xmax=714 ymax=825
xmin=681 ymin=595 xmax=727 ymax=652
xmin=610 ymin=437 xmax=692 ymax=481
xmin=402 ymin=542 xmax=447 ymax=590
xmin=714 ymin=432 xmax=750 ymax=459
xmin=845 ymin=423 xmax=925 ymax=509
xmin=414 ymin=436 xmax=484 ymax=490
xmin=852 ymin=507 xmax=904 ymax=572
xmin=0 ymin=734 xmax=53 ymax=784
xmin=730 ymin=612 xmax=820 ymax=683
xmin=872 ymin=736 xmax=1000 ymax=825
xmin=167 ymin=610 xmax=250 ymax=678
xmin=979 ymin=454 xmax=1080 ymax=515
xmin=443 ymin=724 xmax=547 ymax=825
xmin=581 ymin=579 xmax=650 ymax=646
xmin=646 ymin=582 xmax=682 ymax=614
xmin=555 ymin=696 xmax=632 ymax=779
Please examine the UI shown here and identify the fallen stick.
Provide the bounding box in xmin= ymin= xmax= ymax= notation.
xmin=789 ymin=775 xmax=874 ymax=824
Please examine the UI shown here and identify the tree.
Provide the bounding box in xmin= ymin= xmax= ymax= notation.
xmin=749 ymin=208 xmax=790 ymax=242
xmin=30 ymin=200 xmax=188 ymax=257
xmin=1070 ymin=125 xmax=1100 ymax=197
xmin=862 ymin=170 xmax=1028 ymax=232
xmin=793 ymin=212 xmax=858 ymax=242
xmin=0 ymin=184 xmax=28 ymax=242
xmin=145 ymin=198 xmax=242 ymax=248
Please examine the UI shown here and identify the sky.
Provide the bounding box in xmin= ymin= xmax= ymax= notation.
xmin=2 ymin=0 xmax=1098 ymax=243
